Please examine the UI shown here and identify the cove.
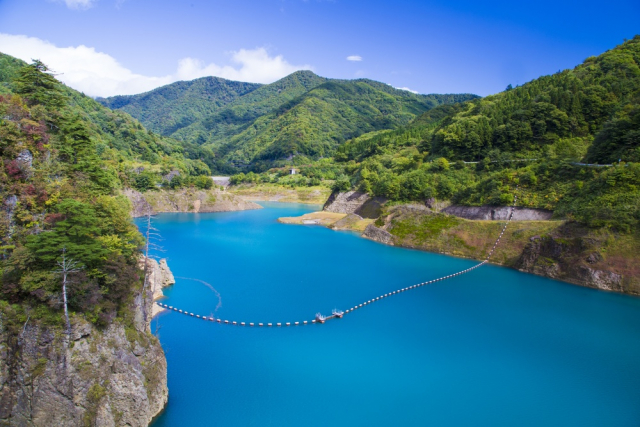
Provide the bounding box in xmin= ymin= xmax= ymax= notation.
xmin=144 ymin=202 xmax=640 ymax=427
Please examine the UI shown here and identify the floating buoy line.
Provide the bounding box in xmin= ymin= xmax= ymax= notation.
xmin=155 ymin=189 xmax=518 ymax=327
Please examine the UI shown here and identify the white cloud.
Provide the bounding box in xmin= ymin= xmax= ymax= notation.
xmin=346 ymin=55 xmax=362 ymax=62
xmin=60 ymin=0 xmax=97 ymax=10
xmin=0 ymin=34 xmax=313 ymax=97
xmin=395 ymin=87 xmax=419 ymax=94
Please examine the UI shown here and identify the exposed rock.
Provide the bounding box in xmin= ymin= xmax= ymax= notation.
xmin=123 ymin=188 xmax=155 ymax=218
xmin=162 ymin=170 xmax=180 ymax=182
xmin=142 ymin=258 xmax=176 ymax=317
xmin=15 ymin=150 xmax=33 ymax=177
xmin=324 ymin=191 xmax=386 ymax=218
xmin=514 ymin=229 xmax=633 ymax=294
xmin=211 ymin=176 xmax=230 ymax=188
xmin=362 ymin=224 xmax=394 ymax=245
xmin=576 ymin=266 xmax=623 ymax=292
xmin=586 ymin=252 xmax=602 ymax=264
xmin=0 ymin=261 xmax=169 ymax=426
xmin=123 ymin=187 xmax=262 ymax=218
xmin=442 ymin=205 xmax=553 ymax=221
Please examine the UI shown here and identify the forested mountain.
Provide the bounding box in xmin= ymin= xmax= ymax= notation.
xmin=101 ymin=69 xmax=477 ymax=171
xmin=171 ymin=70 xmax=328 ymax=147
xmin=97 ymin=76 xmax=262 ymax=136
xmin=328 ymin=36 xmax=640 ymax=231
xmin=213 ymin=79 xmax=476 ymax=168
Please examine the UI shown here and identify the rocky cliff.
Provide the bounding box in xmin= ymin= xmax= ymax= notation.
xmin=0 ymin=262 xmax=173 ymax=426
xmin=144 ymin=258 xmax=176 ymax=317
xmin=124 ymin=188 xmax=262 ymax=218
xmin=514 ymin=223 xmax=639 ymax=294
xmin=323 ymin=191 xmax=386 ymax=218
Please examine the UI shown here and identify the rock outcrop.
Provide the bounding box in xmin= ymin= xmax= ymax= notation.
xmin=362 ymin=224 xmax=394 ymax=245
xmin=514 ymin=231 xmax=636 ymax=294
xmin=143 ymin=258 xmax=176 ymax=317
xmin=442 ymin=205 xmax=553 ymax=221
xmin=124 ymin=188 xmax=262 ymax=218
xmin=323 ymin=191 xmax=386 ymax=218
xmin=0 ymin=262 xmax=173 ymax=426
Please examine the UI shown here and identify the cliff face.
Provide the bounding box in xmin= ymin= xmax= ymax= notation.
xmin=144 ymin=258 xmax=176 ymax=317
xmin=0 ymin=263 xmax=173 ymax=426
xmin=124 ymin=188 xmax=262 ymax=218
xmin=514 ymin=224 xmax=639 ymax=294
xmin=323 ymin=191 xmax=386 ymax=219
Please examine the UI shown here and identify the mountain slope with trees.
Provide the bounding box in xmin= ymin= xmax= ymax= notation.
xmin=330 ymin=36 xmax=640 ymax=232
xmin=100 ymin=69 xmax=477 ymax=172
xmin=97 ymin=76 xmax=262 ymax=136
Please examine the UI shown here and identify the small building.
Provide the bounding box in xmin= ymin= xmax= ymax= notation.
xmin=289 ymin=168 xmax=297 ymax=175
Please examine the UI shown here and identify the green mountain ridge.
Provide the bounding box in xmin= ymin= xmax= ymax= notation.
xmin=97 ymin=76 xmax=262 ymax=136
xmin=171 ymin=70 xmax=329 ymax=147
xmin=99 ymin=69 xmax=477 ymax=171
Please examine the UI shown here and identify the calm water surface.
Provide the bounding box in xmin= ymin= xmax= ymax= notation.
xmin=145 ymin=202 xmax=640 ymax=426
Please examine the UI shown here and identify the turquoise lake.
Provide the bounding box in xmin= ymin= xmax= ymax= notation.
xmin=144 ymin=202 xmax=640 ymax=426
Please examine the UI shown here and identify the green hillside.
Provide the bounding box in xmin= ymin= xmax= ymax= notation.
xmin=97 ymin=76 xmax=262 ymax=136
xmin=215 ymin=79 xmax=476 ymax=167
xmin=170 ymin=70 xmax=329 ymax=146
xmin=0 ymin=59 xmax=145 ymax=325
xmin=101 ymin=69 xmax=477 ymax=172
xmin=328 ymin=36 xmax=640 ymax=232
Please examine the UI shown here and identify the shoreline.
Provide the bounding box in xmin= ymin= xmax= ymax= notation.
xmin=277 ymin=206 xmax=639 ymax=296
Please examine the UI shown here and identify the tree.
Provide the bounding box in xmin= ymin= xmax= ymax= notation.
xmin=13 ymin=59 xmax=66 ymax=109
xmin=53 ymin=247 xmax=82 ymax=336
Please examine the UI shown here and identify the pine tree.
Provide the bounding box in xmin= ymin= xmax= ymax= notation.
xmin=13 ymin=59 xmax=66 ymax=109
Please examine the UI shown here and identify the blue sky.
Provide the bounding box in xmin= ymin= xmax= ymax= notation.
xmin=0 ymin=0 xmax=638 ymax=97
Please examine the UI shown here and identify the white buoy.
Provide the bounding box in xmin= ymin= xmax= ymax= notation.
xmin=277 ymin=323 xmax=282 ymax=327
xmin=295 ymin=322 xmax=299 ymax=325
xmin=250 ymin=323 xmax=254 ymax=326
xmin=303 ymin=321 xmax=308 ymax=324
xmin=241 ymin=322 xmax=245 ymax=326
xmin=286 ymin=322 xmax=291 ymax=326
xmin=259 ymin=323 xmax=263 ymax=326
xmin=232 ymin=321 xmax=237 ymax=325
xmin=268 ymin=323 xmax=272 ymax=327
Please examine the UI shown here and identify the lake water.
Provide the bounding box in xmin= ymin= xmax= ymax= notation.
xmin=144 ymin=202 xmax=640 ymax=426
